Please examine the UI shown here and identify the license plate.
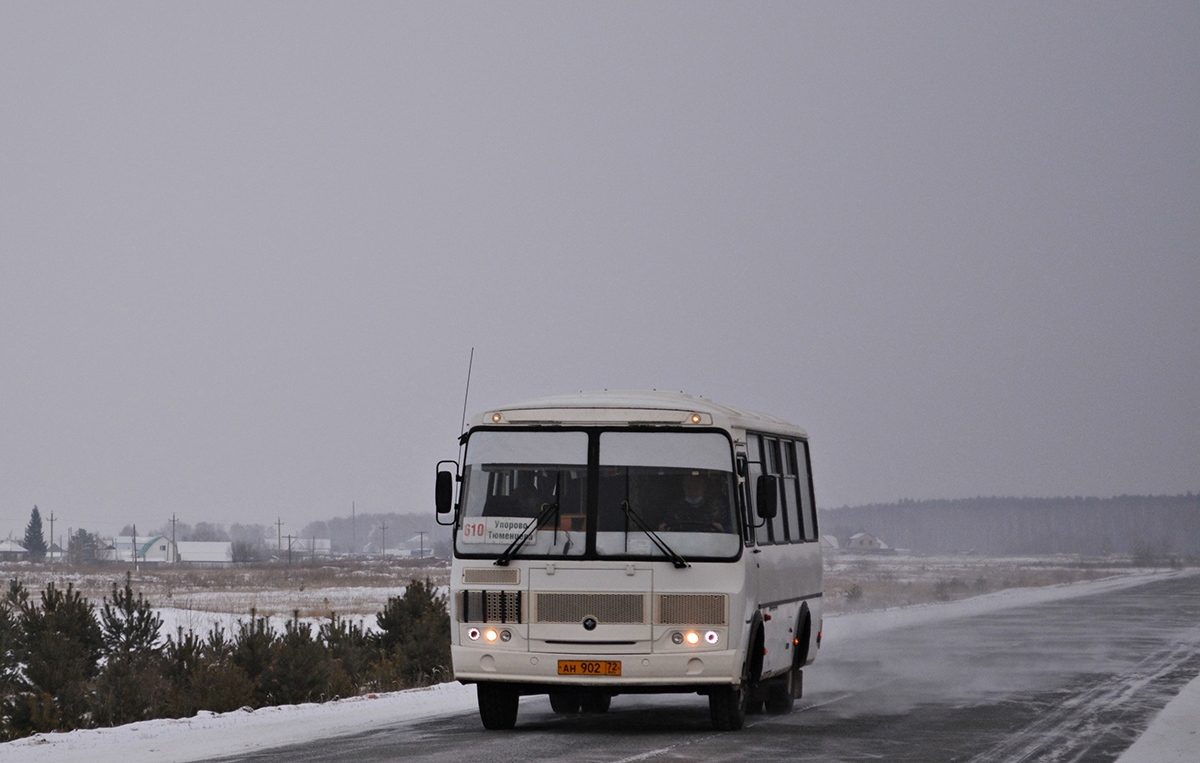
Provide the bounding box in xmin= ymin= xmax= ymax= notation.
xmin=558 ymin=660 xmax=621 ymax=676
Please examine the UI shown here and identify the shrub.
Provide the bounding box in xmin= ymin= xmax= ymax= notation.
xmin=376 ymin=578 xmax=451 ymax=687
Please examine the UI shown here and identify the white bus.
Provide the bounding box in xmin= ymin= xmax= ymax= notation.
xmin=435 ymin=391 xmax=823 ymax=730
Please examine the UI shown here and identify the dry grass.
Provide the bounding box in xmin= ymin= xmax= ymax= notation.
xmin=0 ymin=558 xmax=450 ymax=618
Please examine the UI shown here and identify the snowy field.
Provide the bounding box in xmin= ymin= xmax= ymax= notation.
xmin=3 ymin=569 xmax=1194 ymax=763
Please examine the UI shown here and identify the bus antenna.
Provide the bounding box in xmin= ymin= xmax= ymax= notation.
xmin=459 ymin=347 xmax=474 ymax=438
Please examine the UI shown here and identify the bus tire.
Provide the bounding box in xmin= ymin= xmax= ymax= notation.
xmin=549 ymin=691 xmax=581 ymax=714
xmin=765 ymin=671 xmax=795 ymax=714
xmin=580 ymin=693 xmax=611 ymax=713
xmin=477 ymin=683 xmax=519 ymax=729
xmin=709 ymin=683 xmax=748 ymax=730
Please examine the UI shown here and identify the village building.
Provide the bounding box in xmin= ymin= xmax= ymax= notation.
xmin=0 ymin=539 xmax=27 ymax=561
xmin=821 ymin=534 xmax=841 ymax=552
xmin=848 ymin=532 xmax=891 ymax=552
xmin=175 ymin=541 xmax=233 ymax=565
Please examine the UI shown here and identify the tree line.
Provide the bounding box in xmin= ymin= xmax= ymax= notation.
xmin=0 ymin=574 xmax=451 ymax=742
xmin=819 ymin=493 xmax=1200 ymax=557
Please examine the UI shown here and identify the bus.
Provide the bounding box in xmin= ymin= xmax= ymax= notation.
xmin=435 ymin=391 xmax=823 ymax=730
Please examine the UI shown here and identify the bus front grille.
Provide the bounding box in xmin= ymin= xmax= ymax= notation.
xmin=461 ymin=590 xmax=523 ymax=623
xmin=657 ymin=594 xmax=727 ymax=625
xmin=534 ymin=593 xmax=645 ymax=624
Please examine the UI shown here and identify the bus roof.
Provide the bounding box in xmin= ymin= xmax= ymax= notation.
xmin=469 ymin=390 xmax=807 ymax=438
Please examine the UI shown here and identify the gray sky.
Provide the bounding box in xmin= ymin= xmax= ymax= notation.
xmin=2 ymin=2 xmax=1197 ymax=541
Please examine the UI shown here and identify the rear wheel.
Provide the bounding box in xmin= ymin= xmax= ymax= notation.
xmin=580 ymin=693 xmax=611 ymax=713
xmin=477 ymin=683 xmax=519 ymax=729
xmin=764 ymin=671 xmax=795 ymax=715
xmin=549 ymin=691 xmax=581 ymax=714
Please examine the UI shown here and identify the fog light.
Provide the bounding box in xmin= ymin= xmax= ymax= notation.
xmin=485 ymin=629 xmax=499 ymax=642
xmin=500 ymin=629 xmax=512 ymax=642
xmin=685 ymin=631 xmax=700 ymax=645
xmin=671 ymin=632 xmax=683 ymax=645
xmin=705 ymin=630 xmax=719 ymax=644
xmin=468 ymin=628 xmax=480 ymax=641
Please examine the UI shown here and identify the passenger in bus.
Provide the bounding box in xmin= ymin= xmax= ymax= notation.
xmin=658 ymin=472 xmax=731 ymax=532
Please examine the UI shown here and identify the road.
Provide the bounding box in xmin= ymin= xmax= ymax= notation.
xmin=219 ymin=574 xmax=1200 ymax=762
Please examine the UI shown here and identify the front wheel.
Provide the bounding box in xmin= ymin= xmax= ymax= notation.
xmin=708 ymin=683 xmax=748 ymax=730
xmin=581 ymin=693 xmax=611 ymax=713
xmin=477 ymin=683 xmax=519 ymax=729
xmin=549 ymin=691 xmax=581 ymax=714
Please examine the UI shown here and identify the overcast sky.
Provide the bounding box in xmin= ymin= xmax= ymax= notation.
xmin=2 ymin=2 xmax=1197 ymax=542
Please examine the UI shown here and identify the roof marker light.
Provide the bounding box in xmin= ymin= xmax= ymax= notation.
xmin=491 ymin=413 xmax=502 ymax=423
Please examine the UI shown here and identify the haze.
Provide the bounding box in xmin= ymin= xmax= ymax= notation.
xmin=2 ymin=2 xmax=1197 ymax=540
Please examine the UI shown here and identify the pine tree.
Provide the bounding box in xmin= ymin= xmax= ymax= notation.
xmin=23 ymin=507 xmax=47 ymax=561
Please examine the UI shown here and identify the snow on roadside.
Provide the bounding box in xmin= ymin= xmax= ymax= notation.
xmin=2 ymin=569 xmax=1193 ymax=763
xmin=1115 ymin=670 xmax=1200 ymax=763
xmin=824 ymin=569 xmax=1194 ymax=644
xmin=0 ymin=682 xmax=480 ymax=763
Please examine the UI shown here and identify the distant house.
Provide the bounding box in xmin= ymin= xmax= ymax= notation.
xmin=0 ymin=539 xmax=27 ymax=561
xmin=99 ymin=536 xmax=176 ymax=564
xmin=264 ymin=536 xmax=332 ymax=559
xmin=396 ymin=534 xmax=435 ymax=558
xmin=175 ymin=541 xmax=232 ymax=565
xmin=848 ymin=532 xmax=890 ymax=552
xmin=821 ymin=534 xmax=841 ymax=551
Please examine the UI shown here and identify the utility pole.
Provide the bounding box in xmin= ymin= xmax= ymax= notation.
xmin=351 ymin=501 xmax=356 ymax=557
xmin=379 ymin=523 xmax=387 ymax=560
xmin=48 ymin=512 xmax=55 ymax=562
xmin=132 ymin=523 xmax=138 ymax=571
xmin=275 ymin=518 xmax=284 ymax=562
xmin=417 ymin=531 xmax=428 ymax=559
xmin=171 ymin=513 xmax=178 ymax=563
xmin=285 ymin=534 xmax=293 ymax=565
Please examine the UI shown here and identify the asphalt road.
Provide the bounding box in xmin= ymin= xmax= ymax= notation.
xmin=218 ymin=574 xmax=1200 ymax=763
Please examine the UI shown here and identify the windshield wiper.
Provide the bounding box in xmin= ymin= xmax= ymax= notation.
xmin=621 ymin=500 xmax=689 ymax=569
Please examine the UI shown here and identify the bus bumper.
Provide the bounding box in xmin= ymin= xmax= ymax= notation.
xmin=453 ymin=645 xmax=741 ymax=687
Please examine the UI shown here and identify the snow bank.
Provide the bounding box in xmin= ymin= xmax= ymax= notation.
xmin=0 ymin=682 xmax=479 ymax=763
xmin=1115 ymin=671 xmax=1200 ymax=763
xmin=824 ymin=569 xmax=1189 ymax=643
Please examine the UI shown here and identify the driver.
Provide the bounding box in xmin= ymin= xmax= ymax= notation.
xmin=659 ymin=472 xmax=731 ymax=532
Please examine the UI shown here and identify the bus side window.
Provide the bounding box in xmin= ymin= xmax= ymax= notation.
xmin=748 ymin=435 xmax=772 ymax=545
xmin=798 ymin=440 xmax=817 ymax=540
xmin=765 ymin=437 xmax=789 ymax=543
xmin=782 ymin=440 xmax=803 ymax=544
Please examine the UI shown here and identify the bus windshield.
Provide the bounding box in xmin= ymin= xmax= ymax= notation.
xmin=454 ymin=429 xmax=739 ymax=561
xmin=456 ymin=430 xmax=588 ymax=558
xmin=596 ymin=431 xmax=739 ymax=560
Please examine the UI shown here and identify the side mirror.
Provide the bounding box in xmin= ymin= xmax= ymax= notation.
xmin=756 ymin=475 xmax=778 ymax=519
xmin=435 ymin=462 xmax=458 ymax=515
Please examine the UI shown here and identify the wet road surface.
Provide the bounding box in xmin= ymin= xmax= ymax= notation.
xmin=218 ymin=574 xmax=1200 ymax=762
